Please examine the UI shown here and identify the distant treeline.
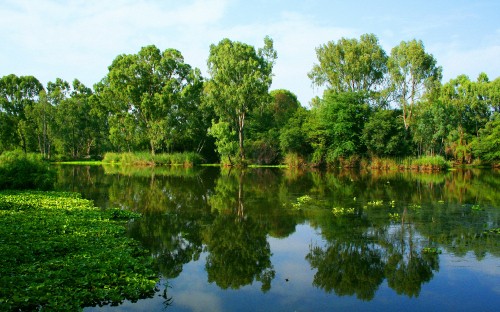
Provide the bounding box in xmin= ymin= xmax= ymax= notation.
xmin=1 ymin=34 xmax=499 ymax=166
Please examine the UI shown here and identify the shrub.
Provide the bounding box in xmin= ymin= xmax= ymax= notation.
xmin=102 ymin=152 xmax=204 ymax=167
xmin=402 ymin=155 xmax=449 ymax=171
xmin=0 ymin=151 xmax=55 ymax=190
xmin=284 ymin=152 xmax=306 ymax=168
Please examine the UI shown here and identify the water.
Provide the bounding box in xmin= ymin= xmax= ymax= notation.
xmin=54 ymin=165 xmax=500 ymax=311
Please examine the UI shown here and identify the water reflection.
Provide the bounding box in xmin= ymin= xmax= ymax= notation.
xmin=55 ymin=166 xmax=500 ymax=308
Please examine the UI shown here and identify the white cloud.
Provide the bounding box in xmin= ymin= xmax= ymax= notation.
xmin=1 ymin=0 xmax=499 ymax=105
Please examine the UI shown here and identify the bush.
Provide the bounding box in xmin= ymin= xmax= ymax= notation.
xmin=402 ymin=155 xmax=449 ymax=171
xmin=0 ymin=151 xmax=55 ymax=190
xmin=284 ymin=152 xmax=306 ymax=168
xmin=102 ymin=152 xmax=204 ymax=167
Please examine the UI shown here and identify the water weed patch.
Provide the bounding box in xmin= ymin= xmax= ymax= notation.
xmin=0 ymin=191 xmax=158 ymax=311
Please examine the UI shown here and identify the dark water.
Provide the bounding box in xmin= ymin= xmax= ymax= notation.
xmin=54 ymin=165 xmax=500 ymax=311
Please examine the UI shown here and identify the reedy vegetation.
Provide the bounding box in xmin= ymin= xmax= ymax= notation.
xmin=1 ymin=34 xmax=498 ymax=167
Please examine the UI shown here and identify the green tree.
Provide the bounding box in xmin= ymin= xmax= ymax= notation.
xmin=24 ymin=90 xmax=55 ymax=159
xmin=105 ymin=45 xmax=204 ymax=154
xmin=246 ymin=89 xmax=301 ymax=164
xmin=52 ymin=79 xmax=96 ymax=159
xmin=0 ymin=74 xmax=44 ymax=152
xmin=279 ymin=106 xmax=311 ymax=157
xmin=308 ymin=33 xmax=387 ymax=102
xmin=307 ymin=91 xmax=370 ymax=165
xmin=205 ymin=37 xmax=277 ymax=164
xmin=387 ymin=39 xmax=441 ymax=130
xmin=208 ymin=121 xmax=239 ymax=165
xmin=411 ymin=100 xmax=452 ymax=157
xmin=440 ymin=74 xmax=491 ymax=163
xmin=472 ymin=113 xmax=500 ymax=163
xmin=362 ymin=109 xmax=410 ymax=157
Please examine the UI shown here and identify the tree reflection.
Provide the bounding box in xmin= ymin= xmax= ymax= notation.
xmin=307 ymin=242 xmax=384 ymax=300
xmin=54 ymin=165 xmax=500 ymax=302
xmin=382 ymin=224 xmax=438 ymax=297
xmin=205 ymin=169 xmax=275 ymax=292
xmin=204 ymin=214 xmax=275 ymax=292
xmin=127 ymin=212 xmax=206 ymax=279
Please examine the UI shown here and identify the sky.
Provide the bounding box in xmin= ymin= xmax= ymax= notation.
xmin=1 ymin=0 xmax=499 ymax=106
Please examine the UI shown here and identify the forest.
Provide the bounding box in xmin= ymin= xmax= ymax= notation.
xmin=1 ymin=33 xmax=499 ymax=167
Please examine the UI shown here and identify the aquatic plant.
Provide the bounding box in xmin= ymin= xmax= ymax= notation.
xmin=482 ymin=228 xmax=500 ymax=235
xmin=388 ymin=212 xmax=400 ymax=221
xmin=471 ymin=204 xmax=483 ymax=211
xmin=0 ymin=191 xmax=158 ymax=311
xmin=408 ymin=203 xmax=422 ymax=210
xmin=292 ymin=195 xmax=313 ymax=209
xmin=367 ymin=200 xmax=384 ymax=206
xmin=332 ymin=207 xmax=356 ymax=216
xmin=422 ymin=247 xmax=442 ymax=254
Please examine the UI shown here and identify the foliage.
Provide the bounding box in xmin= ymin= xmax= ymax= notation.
xmin=0 ymin=191 xmax=157 ymax=311
xmin=0 ymin=74 xmax=44 ymax=153
xmin=104 ymin=45 xmax=206 ymax=154
xmin=0 ymin=34 xmax=499 ymax=166
xmin=283 ymin=152 xmax=307 ymax=168
xmin=307 ymin=91 xmax=370 ymax=166
xmin=407 ymin=155 xmax=449 ymax=170
xmin=362 ymin=109 xmax=411 ymax=157
xmin=0 ymin=150 xmax=55 ymax=190
xmin=279 ymin=106 xmax=311 ymax=158
xmin=309 ymin=33 xmax=387 ymax=103
xmin=205 ymin=37 xmax=277 ymax=163
xmin=388 ymin=39 xmax=441 ymax=130
xmin=472 ymin=113 xmax=500 ymax=163
xmin=208 ymin=121 xmax=239 ymax=166
xmin=102 ymin=152 xmax=204 ymax=167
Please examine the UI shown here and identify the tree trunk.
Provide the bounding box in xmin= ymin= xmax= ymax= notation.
xmin=238 ymin=112 xmax=245 ymax=161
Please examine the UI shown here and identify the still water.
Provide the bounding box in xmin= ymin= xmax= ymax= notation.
xmin=54 ymin=165 xmax=500 ymax=311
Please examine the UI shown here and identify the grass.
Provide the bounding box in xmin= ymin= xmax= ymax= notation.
xmin=0 ymin=190 xmax=158 ymax=311
xmin=55 ymin=161 xmax=103 ymax=165
xmin=363 ymin=156 xmax=450 ymax=171
xmin=102 ymin=152 xmax=204 ymax=167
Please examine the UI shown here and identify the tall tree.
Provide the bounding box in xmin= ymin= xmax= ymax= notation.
xmin=387 ymin=39 xmax=441 ymax=130
xmin=105 ymin=45 xmax=204 ymax=154
xmin=308 ymin=33 xmax=387 ymax=100
xmin=0 ymin=74 xmax=44 ymax=152
xmin=205 ymin=36 xmax=277 ymax=164
xmin=24 ymin=90 xmax=55 ymax=158
xmin=440 ymin=74 xmax=490 ymax=163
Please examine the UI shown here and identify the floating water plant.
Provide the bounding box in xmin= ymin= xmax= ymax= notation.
xmin=292 ymin=195 xmax=313 ymax=209
xmin=471 ymin=204 xmax=483 ymax=211
xmin=388 ymin=212 xmax=400 ymax=221
xmin=483 ymin=228 xmax=500 ymax=235
xmin=0 ymin=191 xmax=158 ymax=311
xmin=409 ymin=203 xmax=422 ymax=210
xmin=332 ymin=207 xmax=355 ymax=216
xmin=367 ymin=200 xmax=383 ymax=206
xmin=422 ymin=247 xmax=442 ymax=254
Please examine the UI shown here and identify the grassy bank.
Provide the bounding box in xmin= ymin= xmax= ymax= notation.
xmin=102 ymin=152 xmax=204 ymax=167
xmin=0 ymin=191 xmax=158 ymax=311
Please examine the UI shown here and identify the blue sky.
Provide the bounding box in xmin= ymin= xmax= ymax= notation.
xmin=1 ymin=0 xmax=499 ymax=105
